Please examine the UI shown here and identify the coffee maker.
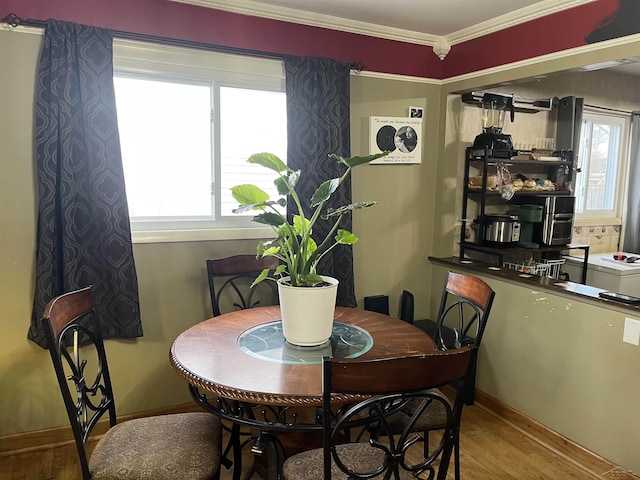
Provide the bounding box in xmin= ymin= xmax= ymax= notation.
xmin=472 ymin=93 xmax=515 ymax=158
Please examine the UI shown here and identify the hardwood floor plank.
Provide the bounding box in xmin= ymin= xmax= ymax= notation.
xmin=474 ymin=389 xmax=617 ymax=476
xmin=2 ymin=392 xmax=639 ymax=479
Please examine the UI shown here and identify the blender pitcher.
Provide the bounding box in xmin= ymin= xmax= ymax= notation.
xmin=473 ymin=93 xmax=515 ymax=156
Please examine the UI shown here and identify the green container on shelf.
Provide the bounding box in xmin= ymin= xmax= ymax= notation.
xmin=518 ymin=204 xmax=543 ymax=223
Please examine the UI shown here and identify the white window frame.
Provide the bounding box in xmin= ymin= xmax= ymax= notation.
xmin=112 ymin=39 xmax=286 ymax=243
xmin=574 ymin=109 xmax=629 ymax=226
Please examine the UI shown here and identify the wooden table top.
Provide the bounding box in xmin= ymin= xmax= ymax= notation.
xmin=170 ymin=306 xmax=435 ymax=406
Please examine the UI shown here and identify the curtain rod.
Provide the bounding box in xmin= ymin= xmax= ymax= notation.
xmin=1 ymin=12 xmax=366 ymax=71
xmin=583 ymin=103 xmax=634 ymax=116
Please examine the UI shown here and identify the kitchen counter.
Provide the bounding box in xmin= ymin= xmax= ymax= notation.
xmin=429 ymin=256 xmax=640 ymax=313
xmin=563 ymin=252 xmax=640 ymax=296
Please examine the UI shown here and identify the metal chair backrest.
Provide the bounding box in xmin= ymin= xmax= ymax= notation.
xmin=40 ymin=286 xmax=115 ymax=479
xmin=321 ymin=347 xmax=474 ymax=480
xmin=206 ymin=254 xmax=279 ymax=316
xmin=434 ymin=271 xmax=495 ymax=351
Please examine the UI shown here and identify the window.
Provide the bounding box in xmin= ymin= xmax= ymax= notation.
xmin=575 ymin=111 xmax=629 ymax=219
xmin=112 ymin=39 xmax=287 ymax=241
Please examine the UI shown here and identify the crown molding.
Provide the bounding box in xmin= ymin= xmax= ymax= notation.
xmin=353 ymin=36 xmax=630 ymax=86
xmin=168 ymin=0 xmax=439 ymax=46
xmin=441 ymin=32 xmax=640 ymax=85
xmin=444 ymin=0 xmax=597 ymax=46
xmin=170 ymin=0 xmax=596 ymax=50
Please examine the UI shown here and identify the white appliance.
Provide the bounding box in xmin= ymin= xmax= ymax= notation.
xmin=563 ymin=252 xmax=640 ymax=296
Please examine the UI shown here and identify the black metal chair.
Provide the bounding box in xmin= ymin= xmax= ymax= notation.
xmin=282 ymin=347 xmax=475 ymax=480
xmin=419 ymin=271 xmax=495 ymax=404
xmin=206 ymin=254 xmax=279 ymax=317
xmin=400 ymin=271 xmax=496 ymax=480
xmin=41 ymin=286 xmax=222 ymax=480
xmin=206 ymin=254 xmax=281 ymax=477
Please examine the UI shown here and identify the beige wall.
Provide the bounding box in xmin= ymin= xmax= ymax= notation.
xmin=350 ymin=75 xmax=442 ymax=320
xmin=0 ymin=29 xmax=441 ymax=435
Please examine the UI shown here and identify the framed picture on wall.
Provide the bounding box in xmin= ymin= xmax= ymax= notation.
xmin=369 ymin=116 xmax=422 ymax=164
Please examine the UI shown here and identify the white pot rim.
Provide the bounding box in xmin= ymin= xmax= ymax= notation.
xmin=277 ymin=275 xmax=339 ymax=289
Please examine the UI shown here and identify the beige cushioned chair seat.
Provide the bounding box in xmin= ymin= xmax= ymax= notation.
xmin=90 ymin=412 xmax=221 ymax=480
xmin=386 ymin=391 xmax=448 ymax=432
xmin=283 ymin=443 xmax=419 ymax=480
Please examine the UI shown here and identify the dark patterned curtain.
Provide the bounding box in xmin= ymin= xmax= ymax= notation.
xmin=284 ymin=56 xmax=356 ymax=307
xmin=28 ymin=20 xmax=142 ymax=348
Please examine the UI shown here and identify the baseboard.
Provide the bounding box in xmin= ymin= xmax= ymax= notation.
xmin=473 ymin=389 xmax=618 ymax=477
xmin=0 ymin=402 xmax=202 ymax=457
xmin=0 ymin=391 xmax=625 ymax=477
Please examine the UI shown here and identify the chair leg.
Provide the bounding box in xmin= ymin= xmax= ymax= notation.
xmin=422 ymin=430 xmax=430 ymax=458
xmin=464 ymin=358 xmax=477 ymax=405
xmin=454 ymin=428 xmax=461 ymax=480
xmin=424 ymin=427 xmax=460 ymax=479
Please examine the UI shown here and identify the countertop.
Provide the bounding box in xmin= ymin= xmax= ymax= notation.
xmin=429 ymin=256 xmax=640 ymax=312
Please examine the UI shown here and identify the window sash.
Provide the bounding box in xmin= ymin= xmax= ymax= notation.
xmin=112 ymin=39 xmax=286 ymax=241
xmin=575 ymin=111 xmax=628 ymax=220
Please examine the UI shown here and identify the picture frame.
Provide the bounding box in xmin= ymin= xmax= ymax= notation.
xmin=409 ymin=106 xmax=423 ymax=118
xmin=369 ymin=116 xmax=423 ymax=164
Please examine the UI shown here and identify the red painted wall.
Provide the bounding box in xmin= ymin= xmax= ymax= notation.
xmin=442 ymin=0 xmax=620 ymax=78
xmin=0 ymin=0 xmax=623 ymax=79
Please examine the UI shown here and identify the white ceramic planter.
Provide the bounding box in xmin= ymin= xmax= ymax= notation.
xmin=277 ymin=276 xmax=339 ymax=346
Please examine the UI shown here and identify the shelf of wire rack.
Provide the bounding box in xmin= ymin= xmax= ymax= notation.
xmin=503 ymin=259 xmax=566 ymax=279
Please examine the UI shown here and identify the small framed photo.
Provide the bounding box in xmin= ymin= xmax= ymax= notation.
xmin=409 ymin=106 xmax=423 ymax=118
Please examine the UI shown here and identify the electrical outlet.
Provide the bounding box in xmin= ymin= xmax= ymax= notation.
xmin=623 ymin=318 xmax=640 ymax=345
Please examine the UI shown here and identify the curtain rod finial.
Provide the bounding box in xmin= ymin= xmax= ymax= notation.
xmin=1 ymin=13 xmax=23 ymax=28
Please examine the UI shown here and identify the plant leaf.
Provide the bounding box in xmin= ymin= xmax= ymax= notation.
xmin=231 ymin=184 xmax=270 ymax=206
xmin=322 ymin=200 xmax=377 ymax=218
xmin=233 ymin=204 xmax=258 ymax=214
xmin=301 ymin=273 xmax=324 ymax=286
xmin=306 ymin=237 xmax=318 ymax=258
xmin=275 ymin=264 xmax=287 ymax=275
xmin=262 ymin=245 xmax=281 ymax=256
xmin=250 ymin=268 xmax=272 ymax=288
xmin=252 ymin=212 xmax=286 ymax=226
xmin=233 ymin=199 xmax=282 ymax=214
xmin=275 ymin=171 xmax=299 ymax=196
xmin=248 ymin=152 xmax=290 ymax=173
xmin=329 ymin=151 xmax=390 ymax=167
xmin=293 ymin=215 xmax=311 ymax=236
xmin=335 ymin=229 xmax=358 ymax=245
xmin=311 ymin=178 xmax=340 ymax=207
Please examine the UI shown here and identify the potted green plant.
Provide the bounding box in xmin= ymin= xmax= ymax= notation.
xmin=231 ymin=150 xmax=388 ymax=346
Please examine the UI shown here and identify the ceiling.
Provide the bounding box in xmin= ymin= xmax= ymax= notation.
xmin=173 ymin=0 xmax=640 ymax=75
xmin=224 ymin=0 xmax=545 ymax=37
xmin=171 ymin=0 xmax=589 ymax=46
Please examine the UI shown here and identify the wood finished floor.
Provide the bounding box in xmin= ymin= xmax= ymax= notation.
xmin=1 ymin=399 xmax=638 ymax=479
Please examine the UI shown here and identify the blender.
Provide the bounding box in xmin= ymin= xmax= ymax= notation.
xmin=472 ymin=93 xmax=515 ymax=158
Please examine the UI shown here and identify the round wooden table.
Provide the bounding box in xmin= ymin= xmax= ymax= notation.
xmin=170 ymin=306 xmax=435 ymax=406
xmin=170 ymin=306 xmax=436 ymax=480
